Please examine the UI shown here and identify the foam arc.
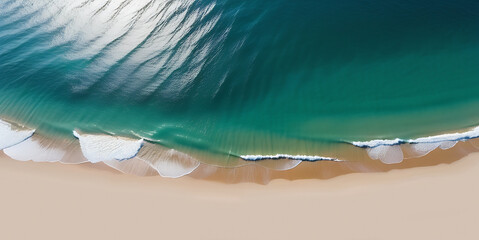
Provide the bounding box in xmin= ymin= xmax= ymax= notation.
xmin=134 ymin=143 xmax=200 ymax=178
xmin=4 ymin=138 xmax=66 ymax=162
xmin=73 ymin=130 xmax=144 ymax=163
xmin=0 ymin=119 xmax=35 ymax=150
xmin=3 ymin=133 xmax=88 ymax=164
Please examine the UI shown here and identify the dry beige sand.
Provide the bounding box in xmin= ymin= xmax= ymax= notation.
xmin=1 ymin=153 xmax=479 ymax=240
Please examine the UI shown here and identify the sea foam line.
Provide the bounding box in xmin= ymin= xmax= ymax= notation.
xmin=240 ymin=154 xmax=341 ymax=162
xmin=351 ymin=126 xmax=479 ymax=148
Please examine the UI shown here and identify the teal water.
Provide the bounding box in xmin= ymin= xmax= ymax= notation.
xmin=1 ymin=0 xmax=479 ymax=164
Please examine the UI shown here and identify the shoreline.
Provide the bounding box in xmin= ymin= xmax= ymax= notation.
xmin=3 ymin=116 xmax=479 ymax=182
xmin=1 ymin=137 xmax=478 ymax=183
xmin=1 ymin=152 xmax=479 ymax=239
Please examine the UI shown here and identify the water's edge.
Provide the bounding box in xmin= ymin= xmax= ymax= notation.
xmin=2 ymin=117 xmax=479 ymax=182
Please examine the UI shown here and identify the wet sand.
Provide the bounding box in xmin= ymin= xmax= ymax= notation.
xmin=1 ymin=152 xmax=479 ymax=240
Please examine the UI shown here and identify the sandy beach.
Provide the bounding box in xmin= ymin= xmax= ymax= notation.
xmin=1 ymin=152 xmax=479 ymax=240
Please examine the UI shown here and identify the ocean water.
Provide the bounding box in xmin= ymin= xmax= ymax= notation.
xmin=1 ymin=0 xmax=479 ymax=174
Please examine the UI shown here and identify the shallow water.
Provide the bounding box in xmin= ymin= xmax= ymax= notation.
xmin=1 ymin=0 xmax=479 ymax=168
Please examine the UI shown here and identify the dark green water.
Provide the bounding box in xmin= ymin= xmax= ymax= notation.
xmin=1 ymin=0 xmax=479 ymax=162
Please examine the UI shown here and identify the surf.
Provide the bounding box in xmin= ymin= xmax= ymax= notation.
xmin=1 ymin=0 xmax=479 ymax=181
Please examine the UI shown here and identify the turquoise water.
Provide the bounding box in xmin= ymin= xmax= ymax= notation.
xmin=1 ymin=0 xmax=479 ymax=164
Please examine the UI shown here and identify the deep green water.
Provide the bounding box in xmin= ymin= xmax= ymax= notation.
xmin=1 ymin=0 xmax=479 ymax=161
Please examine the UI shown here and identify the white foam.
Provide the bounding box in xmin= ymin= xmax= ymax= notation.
xmin=409 ymin=126 xmax=479 ymax=144
xmin=4 ymin=138 xmax=65 ymax=162
xmin=135 ymin=143 xmax=200 ymax=178
xmin=352 ymin=126 xmax=479 ymax=164
xmin=0 ymin=119 xmax=35 ymax=150
xmin=439 ymin=141 xmax=457 ymax=150
xmin=366 ymin=145 xmax=404 ymax=164
xmin=73 ymin=130 xmax=143 ymax=163
xmin=409 ymin=142 xmax=442 ymax=158
xmin=145 ymin=149 xmax=200 ymax=178
xmin=352 ymin=126 xmax=479 ymax=148
xmin=240 ymin=154 xmax=340 ymax=162
xmin=352 ymin=138 xmax=404 ymax=148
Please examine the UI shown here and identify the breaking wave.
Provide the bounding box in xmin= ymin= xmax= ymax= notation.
xmin=351 ymin=126 xmax=479 ymax=164
xmin=240 ymin=154 xmax=340 ymax=162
